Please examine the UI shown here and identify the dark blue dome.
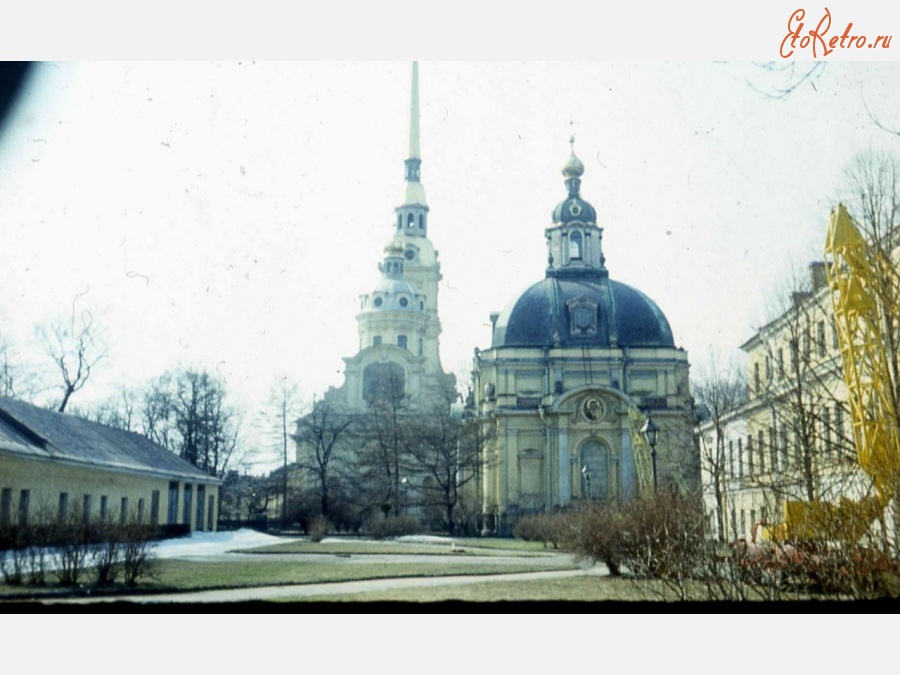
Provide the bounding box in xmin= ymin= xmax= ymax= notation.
xmin=492 ymin=276 xmax=675 ymax=349
xmin=551 ymin=195 xmax=597 ymax=225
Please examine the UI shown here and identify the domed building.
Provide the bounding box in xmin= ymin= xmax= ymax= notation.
xmin=472 ymin=140 xmax=698 ymax=535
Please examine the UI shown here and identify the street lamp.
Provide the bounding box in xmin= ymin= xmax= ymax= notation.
xmin=581 ymin=465 xmax=592 ymax=500
xmin=400 ymin=477 xmax=409 ymax=515
xmin=641 ymin=413 xmax=660 ymax=495
xmin=611 ymin=455 xmax=620 ymax=502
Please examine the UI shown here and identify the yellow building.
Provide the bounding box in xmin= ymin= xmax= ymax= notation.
xmin=698 ymin=262 xmax=869 ymax=541
xmin=473 ymin=142 xmax=698 ymax=535
xmin=0 ymin=397 xmax=220 ymax=532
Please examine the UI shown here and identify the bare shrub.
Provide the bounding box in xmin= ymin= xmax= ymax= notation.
xmin=512 ymin=514 xmax=544 ymax=542
xmin=368 ymin=515 xmax=420 ymax=540
xmin=513 ymin=514 xmax=558 ymax=545
xmin=513 ymin=511 xmax=583 ymax=550
xmin=572 ymin=505 xmax=629 ymax=576
xmin=617 ymin=493 xmax=709 ymax=600
xmin=309 ymin=515 xmax=332 ymax=543
xmin=552 ymin=494 xmax=713 ymax=595
xmin=24 ymin=526 xmax=51 ymax=586
xmin=119 ymin=523 xmax=158 ymax=586
xmin=54 ymin=509 xmax=91 ymax=587
xmin=0 ymin=524 xmax=25 ymax=585
xmin=91 ymin=522 xmax=123 ymax=586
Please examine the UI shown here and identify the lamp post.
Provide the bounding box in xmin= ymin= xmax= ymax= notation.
xmin=400 ymin=477 xmax=409 ymax=515
xmin=612 ymin=455 xmax=620 ymax=502
xmin=641 ymin=413 xmax=660 ymax=495
xmin=581 ymin=465 xmax=592 ymax=500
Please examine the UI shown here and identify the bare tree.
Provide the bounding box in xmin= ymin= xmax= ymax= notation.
xmin=694 ymin=356 xmax=747 ymax=542
xmin=137 ymin=368 xmax=243 ymax=477
xmin=843 ymin=149 xmax=900 ymax=405
xmin=749 ymin=263 xmax=857 ymax=512
xmin=404 ymin=398 xmax=488 ymax=535
xmin=173 ymin=369 xmax=241 ymax=477
xmin=36 ymin=311 xmax=107 ymax=413
xmin=263 ymin=375 xmax=301 ymax=526
xmin=73 ymin=385 xmax=139 ymax=430
xmin=0 ymin=332 xmax=42 ymax=401
xmin=294 ymin=397 xmax=355 ymax=518
xmin=748 ymin=64 xmax=900 ymax=141
xmin=357 ymin=372 xmax=409 ymax=518
xmin=141 ymin=373 xmax=176 ymax=450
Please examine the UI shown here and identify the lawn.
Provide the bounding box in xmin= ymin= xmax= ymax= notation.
xmin=450 ymin=538 xmax=552 ymax=553
xmin=238 ymin=538 xmax=551 ymax=556
xmin=289 ymin=575 xmax=708 ymax=603
xmin=0 ymin=556 xmax=578 ymax=599
xmin=152 ymin=559 xmax=574 ymax=591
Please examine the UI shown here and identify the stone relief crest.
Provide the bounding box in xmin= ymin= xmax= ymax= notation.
xmin=566 ymin=295 xmax=598 ymax=336
xmin=582 ymin=396 xmax=605 ymax=422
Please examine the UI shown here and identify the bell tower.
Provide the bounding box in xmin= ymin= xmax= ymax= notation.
xmin=340 ymin=62 xmax=455 ymax=410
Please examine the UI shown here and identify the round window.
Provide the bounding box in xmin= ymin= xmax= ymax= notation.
xmin=404 ymin=249 xmax=416 ymax=261
xmin=374 ymin=297 xmax=383 ymax=307
xmin=399 ymin=297 xmax=409 ymax=308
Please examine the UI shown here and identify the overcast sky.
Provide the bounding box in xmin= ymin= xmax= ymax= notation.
xmin=2 ymin=61 xmax=899 ymax=469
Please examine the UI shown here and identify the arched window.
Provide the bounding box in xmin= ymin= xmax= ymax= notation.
xmin=397 ymin=214 xmax=402 ymax=231
xmin=363 ymin=362 xmax=405 ymax=403
xmin=569 ymin=231 xmax=583 ymax=260
xmin=408 ymin=213 xmax=415 ymax=228
xmin=580 ymin=440 xmax=608 ymax=500
xmin=418 ymin=214 xmax=424 ymax=229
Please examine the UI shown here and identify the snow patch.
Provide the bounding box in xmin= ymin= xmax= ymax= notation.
xmin=395 ymin=535 xmax=457 ymax=544
xmin=155 ymin=528 xmax=286 ymax=559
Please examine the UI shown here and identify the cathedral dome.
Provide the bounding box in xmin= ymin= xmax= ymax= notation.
xmin=562 ymin=149 xmax=585 ymax=178
xmin=491 ymin=276 xmax=674 ymax=349
xmin=552 ymin=195 xmax=597 ymax=225
xmin=552 ymin=142 xmax=596 ymax=225
xmin=365 ymin=277 xmax=424 ymax=313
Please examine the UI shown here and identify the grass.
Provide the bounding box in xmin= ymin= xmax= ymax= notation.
xmin=285 ymin=575 xmax=701 ymax=603
xmin=453 ymin=538 xmax=552 ymax=553
xmin=0 ymin=557 xmax=577 ymax=599
xmin=236 ymin=541 xmax=459 ymax=556
xmin=151 ymin=559 xmax=574 ymax=591
xmin=237 ymin=538 xmax=552 ymax=557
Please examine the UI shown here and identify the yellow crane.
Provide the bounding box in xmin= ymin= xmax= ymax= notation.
xmin=777 ymin=203 xmax=900 ymax=542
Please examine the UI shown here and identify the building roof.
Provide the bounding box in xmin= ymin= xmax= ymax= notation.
xmin=491 ymin=276 xmax=675 ymax=349
xmin=0 ymin=397 xmax=218 ymax=483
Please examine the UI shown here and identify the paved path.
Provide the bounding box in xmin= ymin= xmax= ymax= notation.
xmin=43 ymin=565 xmax=608 ymax=605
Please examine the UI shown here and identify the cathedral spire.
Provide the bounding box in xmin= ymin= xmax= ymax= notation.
xmin=402 ymin=62 xmax=427 ymax=207
xmin=408 ymin=61 xmax=420 ymax=161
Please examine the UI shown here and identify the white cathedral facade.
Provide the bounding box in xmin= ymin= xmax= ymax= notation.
xmin=329 ymin=62 xmax=456 ymax=412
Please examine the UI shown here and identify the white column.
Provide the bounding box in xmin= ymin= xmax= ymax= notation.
xmin=621 ymin=427 xmax=635 ymax=498
xmin=558 ymin=428 xmax=571 ymax=504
